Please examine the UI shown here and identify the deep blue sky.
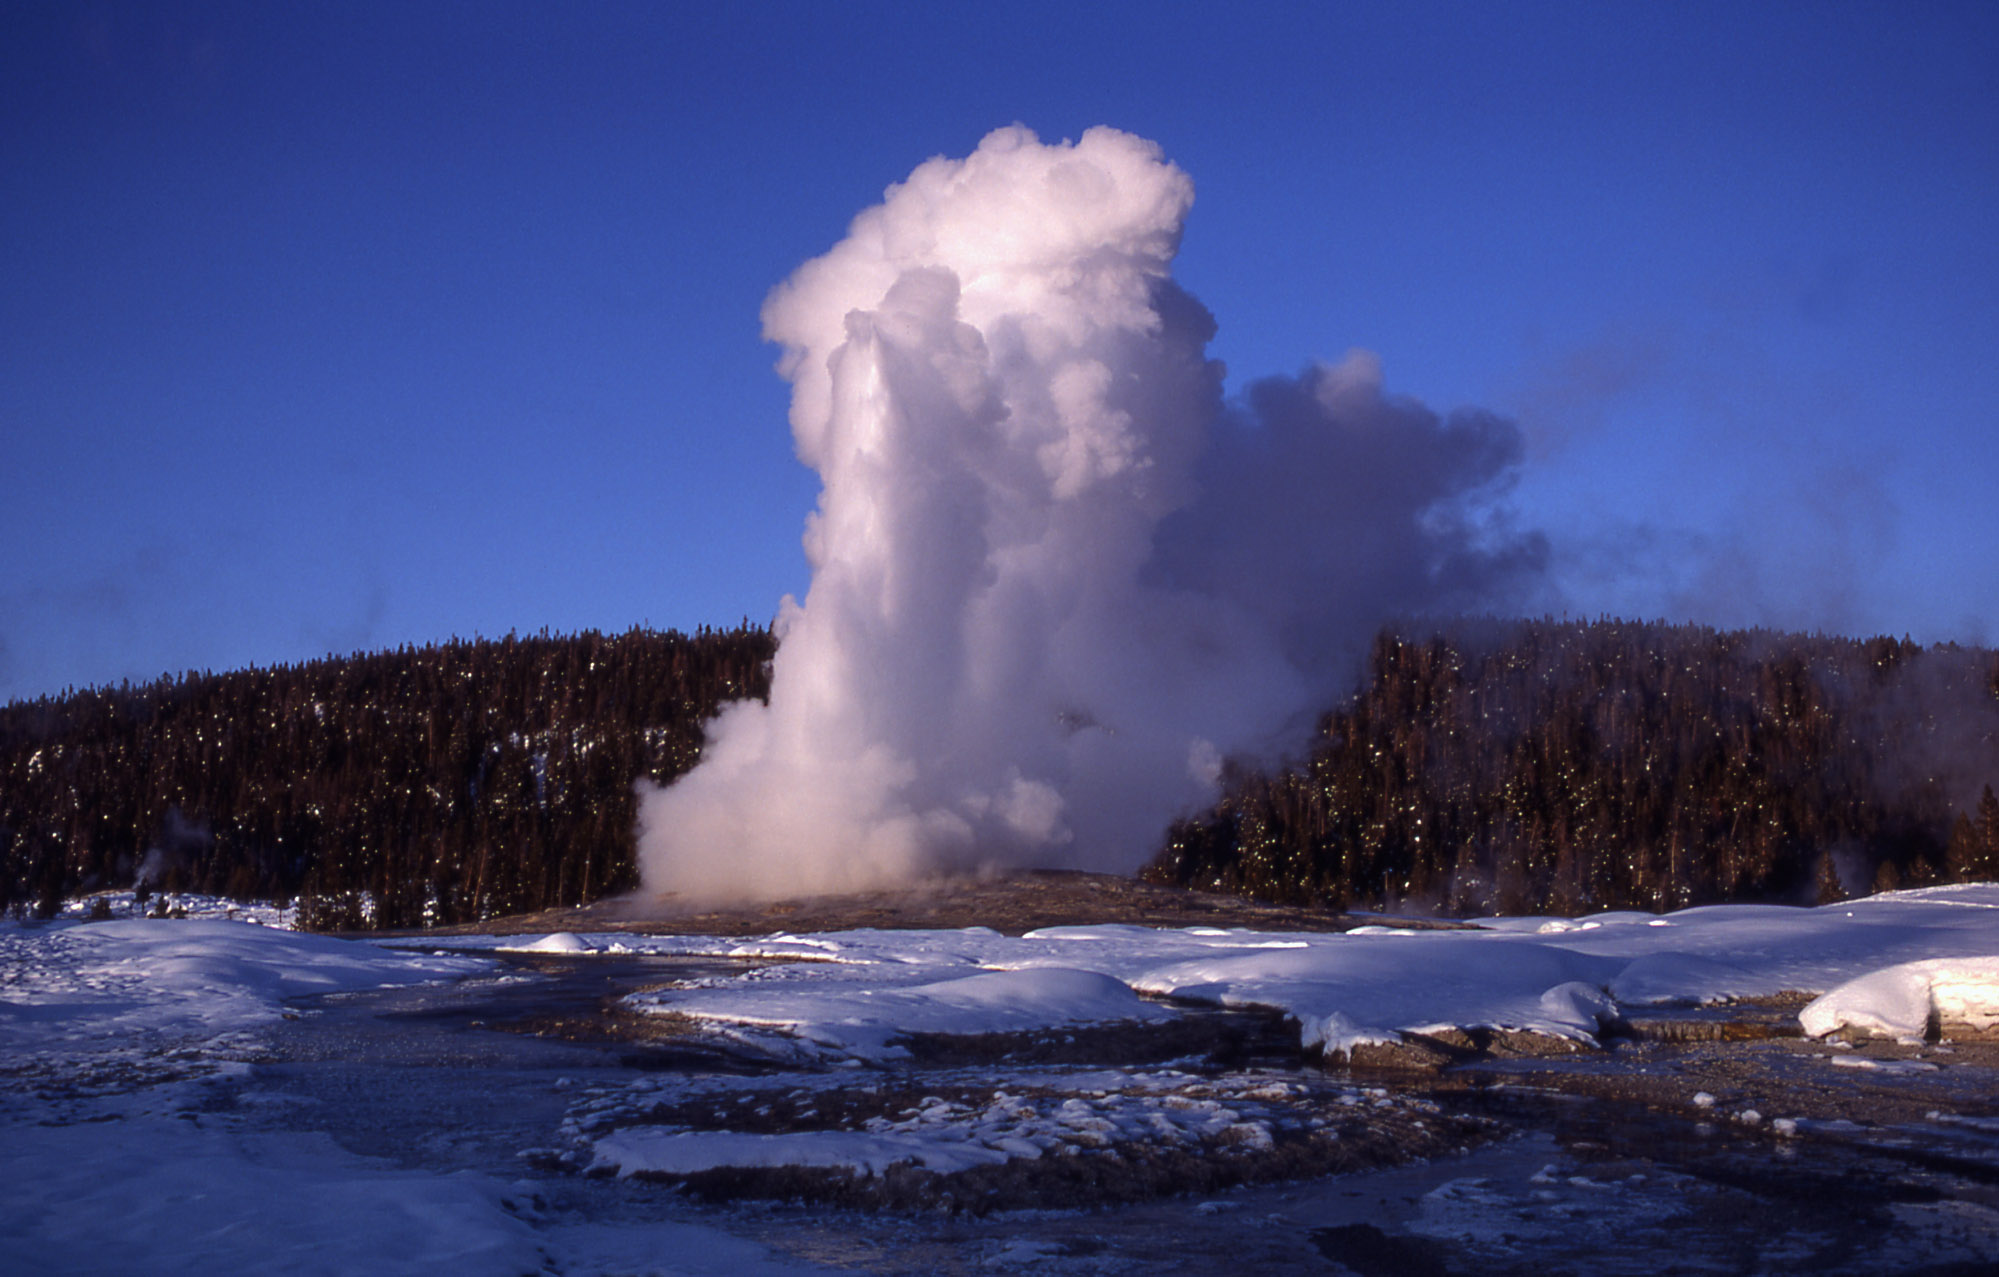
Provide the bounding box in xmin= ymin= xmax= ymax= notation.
xmin=5 ymin=1 xmax=1996 ymax=702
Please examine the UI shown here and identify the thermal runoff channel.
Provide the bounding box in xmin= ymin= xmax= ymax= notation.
xmin=637 ymin=127 xmax=1546 ymax=905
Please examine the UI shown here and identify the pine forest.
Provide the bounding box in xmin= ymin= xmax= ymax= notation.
xmin=3 ymin=618 xmax=1997 ymax=929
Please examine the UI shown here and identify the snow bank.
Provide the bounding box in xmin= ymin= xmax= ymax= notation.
xmin=1799 ymin=956 xmax=1999 ymax=1043
xmin=1123 ymin=933 xmax=1625 ymax=1053
xmin=629 ymin=964 xmax=1174 ymax=1061
xmin=15 ymin=888 xmax=1993 ymax=1067
xmin=606 ymin=884 xmax=1999 ymax=1057
xmin=500 ymin=931 xmax=596 ymax=954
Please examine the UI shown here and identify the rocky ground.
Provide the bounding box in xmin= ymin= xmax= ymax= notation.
xmin=502 ymin=968 xmax=1999 ymax=1220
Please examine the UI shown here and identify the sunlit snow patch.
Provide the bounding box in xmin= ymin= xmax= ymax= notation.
xmin=1799 ymin=956 xmax=1999 ymax=1043
xmin=499 ymin=931 xmax=596 ymax=954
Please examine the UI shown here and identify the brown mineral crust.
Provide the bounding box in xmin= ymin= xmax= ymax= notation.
xmin=1327 ymin=1026 xmax=1601 ymax=1072
xmin=385 ymin=869 xmax=1470 ymax=940
xmin=1425 ymin=1032 xmax=1999 ymax=1131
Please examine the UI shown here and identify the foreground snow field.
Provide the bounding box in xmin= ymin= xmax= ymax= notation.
xmin=4 ymin=885 xmax=1999 ymax=1273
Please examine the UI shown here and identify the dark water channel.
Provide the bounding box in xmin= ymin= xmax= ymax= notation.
xmin=238 ymin=953 xmax=757 ymax=1170
xmin=208 ymin=952 xmax=1999 ymax=1275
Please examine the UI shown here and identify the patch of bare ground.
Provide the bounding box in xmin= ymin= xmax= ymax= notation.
xmin=1409 ymin=1013 xmax=1999 ymax=1152
xmin=890 ymin=1007 xmax=1303 ymax=1071
xmin=1327 ymin=1026 xmax=1603 ymax=1072
xmin=390 ymin=869 xmax=1465 ymax=939
xmin=1293 ymin=993 xmax=1999 ymax=1210
xmin=497 ymin=990 xmax=1305 ymax=1076
xmin=501 ymin=1007 xmax=810 ymax=1074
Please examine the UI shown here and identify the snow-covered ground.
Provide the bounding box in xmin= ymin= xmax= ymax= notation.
xmin=4 ymin=885 xmax=1999 ymax=1273
xmin=0 ymin=916 xmax=479 ymax=1060
xmin=461 ymin=884 xmax=1999 ymax=1062
xmin=1 ymin=903 xmax=837 ymax=1275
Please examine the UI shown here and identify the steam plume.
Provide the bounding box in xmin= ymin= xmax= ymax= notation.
xmin=637 ymin=126 xmax=1545 ymax=904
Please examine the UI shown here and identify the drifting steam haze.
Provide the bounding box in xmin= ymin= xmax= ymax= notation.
xmin=637 ymin=127 xmax=1547 ymax=904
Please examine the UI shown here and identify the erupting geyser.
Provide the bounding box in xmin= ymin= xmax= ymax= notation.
xmin=637 ymin=126 xmax=1545 ymax=905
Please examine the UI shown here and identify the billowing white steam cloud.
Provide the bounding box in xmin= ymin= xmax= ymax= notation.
xmin=637 ymin=126 xmax=1545 ymax=904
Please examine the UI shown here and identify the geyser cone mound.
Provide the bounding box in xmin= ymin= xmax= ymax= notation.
xmin=415 ymin=869 xmax=1468 ymax=939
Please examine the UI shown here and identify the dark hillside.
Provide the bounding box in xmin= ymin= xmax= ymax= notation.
xmin=0 ymin=625 xmax=772 ymax=926
xmin=1146 ymin=619 xmax=1999 ymax=916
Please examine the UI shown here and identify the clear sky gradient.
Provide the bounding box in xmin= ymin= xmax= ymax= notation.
xmin=5 ymin=1 xmax=1996 ymax=702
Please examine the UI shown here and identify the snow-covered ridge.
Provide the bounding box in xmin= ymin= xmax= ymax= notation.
xmin=11 ymin=884 xmax=1995 ymax=1076
xmin=430 ymin=883 xmax=1999 ymax=1060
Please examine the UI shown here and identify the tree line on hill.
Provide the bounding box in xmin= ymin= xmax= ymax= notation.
xmin=3 ymin=617 xmax=1996 ymax=929
xmin=0 ymin=626 xmax=772 ymax=927
xmin=1143 ymin=619 xmax=1999 ymax=915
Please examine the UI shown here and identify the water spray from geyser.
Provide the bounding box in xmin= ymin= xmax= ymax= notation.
xmin=637 ymin=126 xmax=1545 ymax=906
